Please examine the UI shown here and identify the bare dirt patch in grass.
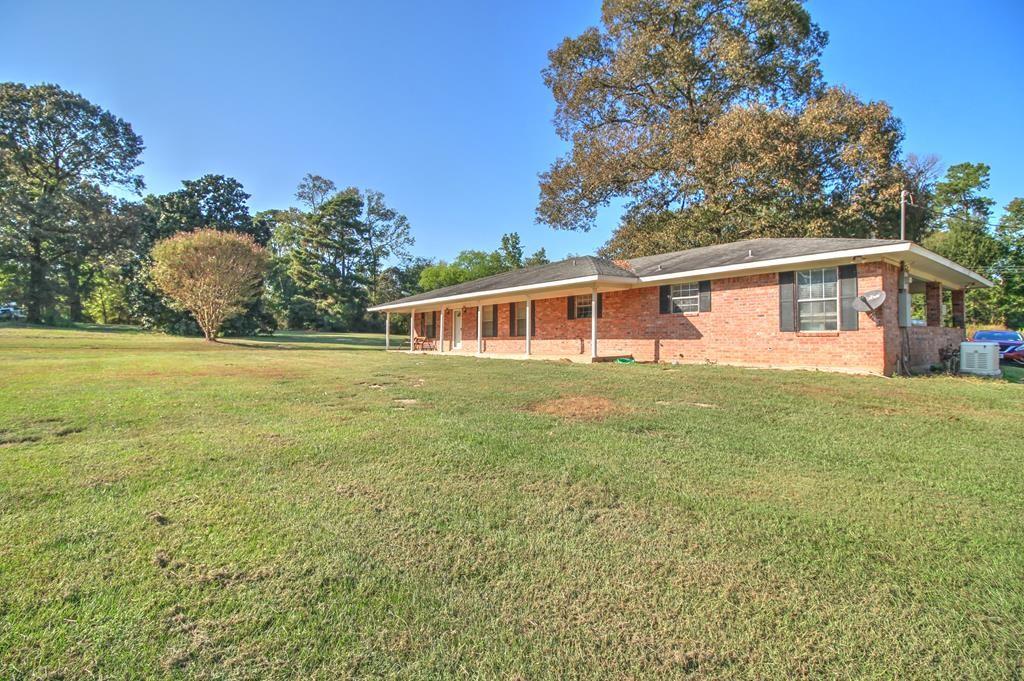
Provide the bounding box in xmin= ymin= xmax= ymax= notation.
xmin=655 ymin=400 xmax=718 ymax=409
xmin=528 ymin=395 xmax=626 ymax=421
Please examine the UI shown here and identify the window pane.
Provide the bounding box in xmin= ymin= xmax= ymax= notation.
xmin=798 ymin=300 xmax=837 ymax=331
xmin=797 ymin=270 xmax=813 ymax=300
xmin=576 ymin=295 xmax=592 ymax=319
xmin=822 ymin=268 xmax=837 ymax=298
xmin=671 ymin=297 xmax=698 ymax=313
xmin=481 ymin=306 xmax=494 ymax=336
xmin=670 ymin=282 xmax=699 ymax=313
xmin=797 ymin=268 xmax=838 ymax=302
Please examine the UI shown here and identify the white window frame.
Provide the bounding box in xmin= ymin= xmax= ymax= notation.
xmin=575 ymin=295 xmax=593 ymax=319
xmin=670 ymin=283 xmax=700 ymax=314
xmin=513 ymin=301 xmax=527 ymax=337
xmin=481 ymin=305 xmax=496 ymax=337
xmin=796 ymin=267 xmax=839 ymax=332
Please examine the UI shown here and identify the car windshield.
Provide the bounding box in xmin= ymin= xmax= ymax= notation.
xmin=974 ymin=330 xmax=1023 ymax=342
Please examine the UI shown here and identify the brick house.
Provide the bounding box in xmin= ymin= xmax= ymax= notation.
xmin=368 ymin=238 xmax=991 ymax=376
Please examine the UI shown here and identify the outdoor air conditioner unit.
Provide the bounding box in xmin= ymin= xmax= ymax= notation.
xmin=960 ymin=342 xmax=1001 ymax=377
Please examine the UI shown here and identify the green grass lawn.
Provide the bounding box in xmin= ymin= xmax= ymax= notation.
xmin=1 ymin=325 xmax=1022 ymax=678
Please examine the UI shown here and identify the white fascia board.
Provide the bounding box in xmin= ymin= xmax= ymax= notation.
xmin=636 ymin=242 xmax=992 ymax=289
xmin=906 ymin=243 xmax=994 ymax=288
xmin=635 ymin=244 xmax=914 ymax=283
xmin=367 ymin=274 xmax=638 ymax=312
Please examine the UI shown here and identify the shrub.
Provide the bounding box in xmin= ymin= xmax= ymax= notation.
xmin=149 ymin=229 xmax=269 ymax=341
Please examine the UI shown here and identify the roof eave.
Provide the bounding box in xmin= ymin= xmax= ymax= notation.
xmin=368 ymin=242 xmax=992 ymax=313
xmin=636 ymin=242 xmax=992 ymax=289
xmin=366 ymin=273 xmax=638 ymax=312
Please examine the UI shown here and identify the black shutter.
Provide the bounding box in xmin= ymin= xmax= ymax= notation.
xmin=698 ymin=280 xmax=711 ymax=312
xmin=567 ymin=296 xmax=575 ymax=320
xmin=839 ymin=264 xmax=858 ymax=331
xmin=779 ymin=272 xmax=795 ymax=332
xmin=597 ymin=293 xmax=604 ymax=318
xmin=659 ymin=285 xmax=671 ymax=314
xmin=530 ymin=302 xmax=536 ymax=337
xmin=509 ymin=303 xmax=516 ymax=336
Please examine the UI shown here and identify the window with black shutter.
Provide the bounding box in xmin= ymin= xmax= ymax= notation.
xmin=660 ymin=282 xmax=710 ymax=314
xmin=510 ymin=302 xmax=527 ymax=336
xmin=481 ymin=304 xmax=498 ymax=337
xmin=779 ymin=271 xmax=795 ymax=332
xmin=838 ymin=264 xmax=858 ymax=331
xmin=574 ymin=295 xmax=593 ymax=319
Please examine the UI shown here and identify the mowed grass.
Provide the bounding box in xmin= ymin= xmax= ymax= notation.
xmin=0 ymin=326 xmax=1022 ymax=679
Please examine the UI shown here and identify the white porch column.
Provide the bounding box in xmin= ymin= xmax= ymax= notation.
xmin=590 ymin=289 xmax=598 ymax=360
xmin=477 ymin=304 xmax=483 ymax=354
xmin=410 ymin=308 xmax=415 ymax=350
xmin=525 ymin=298 xmax=532 ymax=356
xmin=385 ymin=312 xmax=390 ymax=350
xmin=439 ymin=306 xmax=445 ymax=352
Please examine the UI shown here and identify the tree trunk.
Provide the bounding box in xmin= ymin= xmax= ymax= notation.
xmin=66 ymin=263 xmax=84 ymax=322
xmin=26 ymin=236 xmax=46 ymax=324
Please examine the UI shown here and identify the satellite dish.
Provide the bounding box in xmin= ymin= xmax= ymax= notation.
xmin=852 ymin=289 xmax=886 ymax=312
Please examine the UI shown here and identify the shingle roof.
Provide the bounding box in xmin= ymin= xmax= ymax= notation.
xmin=379 ymin=255 xmax=636 ymax=307
xmin=625 ymin=238 xmax=906 ymax=276
xmin=370 ymin=238 xmax=914 ymax=310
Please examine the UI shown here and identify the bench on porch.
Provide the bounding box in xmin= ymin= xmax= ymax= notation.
xmin=412 ymin=336 xmax=436 ymax=351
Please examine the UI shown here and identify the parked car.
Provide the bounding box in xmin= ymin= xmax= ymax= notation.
xmin=971 ymin=329 xmax=1024 ymax=363
xmin=0 ymin=304 xmax=27 ymax=321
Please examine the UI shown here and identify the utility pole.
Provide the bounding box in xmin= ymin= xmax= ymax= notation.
xmin=900 ymin=189 xmax=909 ymax=241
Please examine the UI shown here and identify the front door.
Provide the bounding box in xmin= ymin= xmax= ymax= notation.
xmin=453 ymin=310 xmax=463 ymax=349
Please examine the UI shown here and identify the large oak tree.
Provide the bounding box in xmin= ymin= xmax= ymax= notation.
xmin=0 ymin=83 xmax=143 ymax=322
xmin=537 ymin=0 xmax=917 ymax=257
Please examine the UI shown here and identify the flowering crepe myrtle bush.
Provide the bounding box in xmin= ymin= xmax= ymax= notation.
xmin=150 ymin=229 xmax=269 ymax=340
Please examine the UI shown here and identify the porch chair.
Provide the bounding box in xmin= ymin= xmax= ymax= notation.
xmin=413 ymin=336 xmax=436 ymax=351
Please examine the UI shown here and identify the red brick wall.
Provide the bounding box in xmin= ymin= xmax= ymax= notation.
xmin=408 ymin=261 xmax=968 ymax=375
xmin=422 ymin=262 xmax=905 ymax=374
xmin=951 ymin=289 xmax=965 ymax=328
xmin=925 ymin=282 xmax=943 ymax=326
xmin=908 ymin=326 xmax=964 ymax=371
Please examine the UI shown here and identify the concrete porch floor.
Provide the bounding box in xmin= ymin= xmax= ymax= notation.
xmin=388 ymin=349 xmax=620 ymax=363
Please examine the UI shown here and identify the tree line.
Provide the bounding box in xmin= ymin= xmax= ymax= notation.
xmin=2 ymin=0 xmax=1021 ymax=333
xmin=0 ymin=83 xmax=549 ymax=336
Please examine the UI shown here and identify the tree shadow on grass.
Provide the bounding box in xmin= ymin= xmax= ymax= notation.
xmin=0 ymin=322 xmax=148 ymax=335
xmin=219 ymin=331 xmax=387 ymax=352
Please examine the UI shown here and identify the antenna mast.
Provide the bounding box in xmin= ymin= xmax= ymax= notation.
xmin=900 ymin=190 xmax=909 ymax=240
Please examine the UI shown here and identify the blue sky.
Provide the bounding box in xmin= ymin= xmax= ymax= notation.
xmin=3 ymin=1 xmax=1022 ymax=261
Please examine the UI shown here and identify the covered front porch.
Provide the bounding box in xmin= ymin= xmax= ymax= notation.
xmin=380 ymin=287 xmax=619 ymax=362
